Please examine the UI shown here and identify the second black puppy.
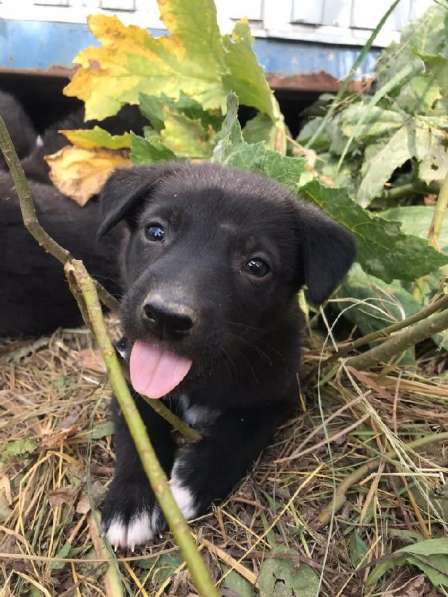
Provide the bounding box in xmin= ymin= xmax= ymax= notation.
xmin=99 ymin=162 xmax=355 ymax=549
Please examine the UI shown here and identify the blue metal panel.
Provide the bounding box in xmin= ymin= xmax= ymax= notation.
xmin=0 ymin=20 xmax=97 ymax=69
xmin=0 ymin=18 xmax=379 ymax=78
xmin=253 ymin=38 xmax=379 ymax=78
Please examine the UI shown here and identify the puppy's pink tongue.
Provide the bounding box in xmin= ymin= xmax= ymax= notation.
xmin=130 ymin=340 xmax=192 ymax=399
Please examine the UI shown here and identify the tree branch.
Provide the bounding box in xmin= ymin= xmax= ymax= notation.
xmin=335 ymin=292 xmax=448 ymax=357
xmin=344 ymin=304 xmax=448 ymax=370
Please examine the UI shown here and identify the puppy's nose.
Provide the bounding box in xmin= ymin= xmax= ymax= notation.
xmin=142 ymin=299 xmax=195 ymax=338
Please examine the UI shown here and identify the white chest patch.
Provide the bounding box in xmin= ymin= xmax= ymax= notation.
xmin=178 ymin=394 xmax=220 ymax=427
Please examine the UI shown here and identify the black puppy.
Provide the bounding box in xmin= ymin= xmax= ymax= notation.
xmin=0 ymin=174 xmax=121 ymax=336
xmin=0 ymin=91 xmax=37 ymax=170
xmin=98 ymin=162 xmax=355 ymax=549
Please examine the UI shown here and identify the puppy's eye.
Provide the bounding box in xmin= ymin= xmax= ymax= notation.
xmin=144 ymin=222 xmax=165 ymax=242
xmin=244 ymin=257 xmax=270 ymax=278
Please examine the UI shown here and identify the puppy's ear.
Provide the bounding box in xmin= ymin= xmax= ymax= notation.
xmin=297 ymin=203 xmax=356 ymax=305
xmin=97 ymin=163 xmax=181 ymax=237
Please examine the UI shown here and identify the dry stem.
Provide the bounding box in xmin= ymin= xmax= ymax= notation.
xmin=344 ymin=305 xmax=448 ymax=370
xmin=317 ymin=430 xmax=448 ymax=527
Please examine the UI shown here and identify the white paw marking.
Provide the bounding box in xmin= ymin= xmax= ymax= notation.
xmin=105 ymin=511 xmax=155 ymax=550
xmin=170 ymin=477 xmax=197 ymax=519
xmin=169 ymin=456 xmax=197 ymax=520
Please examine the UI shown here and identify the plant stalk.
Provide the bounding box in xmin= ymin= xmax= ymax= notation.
xmin=336 ymin=293 xmax=448 ymax=357
xmin=344 ymin=305 xmax=448 ymax=370
xmin=317 ymin=431 xmax=448 ymax=527
xmin=428 ymin=171 xmax=448 ymax=249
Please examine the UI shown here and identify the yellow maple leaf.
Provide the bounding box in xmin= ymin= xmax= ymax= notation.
xmin=65 ymin=1 xmax=227 ymax=120
xmin=45 ymin=146 xmax=131 ymax=206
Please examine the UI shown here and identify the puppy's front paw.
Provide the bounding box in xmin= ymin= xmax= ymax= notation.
xmin=101 ymin=478 xmax=163 ymax=550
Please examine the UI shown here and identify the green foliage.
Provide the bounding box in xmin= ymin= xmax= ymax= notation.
xmin=1 ymin=438 xmax=37 ymax=463
xmin=257 ymin=547 xmax=320 ymax=597
xmin=368 ymin=538 xmax=448 ymax=589
xmin=299 ymin=4 xmax=448 ymax=207
xmin=217 ymin=129 xmax=448 ymax=282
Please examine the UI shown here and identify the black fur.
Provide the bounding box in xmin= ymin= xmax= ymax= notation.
xmin=0 ymin=91 xmax=37 ymax=169
xmin=99 ymin=162 xmax=356 ymax=548
xmin=0 ymin=174 xmax=121 ymax=337
xmin=22 ymin=105 xmax=147 ymax=185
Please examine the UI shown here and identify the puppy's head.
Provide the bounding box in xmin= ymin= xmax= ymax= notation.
xmin=99 ymin=163 xmax=355 ymax=397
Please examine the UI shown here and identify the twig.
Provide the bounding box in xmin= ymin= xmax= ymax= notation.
xmin=140 ymin=397 xmax=202 ymax=442
xmin=88 ymin=512 xmax=124 ymax=597
xmin=66 ymin=260 xmax=218 ymax=597
xmin=344 ymin=304 xmax=448 ymax=370
xmin=317 ymin=430 xmax=448 ymax=528
xmin=116 ymin=351 xmax=202 ymax=443
xmin=335 ymin=292 xmax=448 ymax=357
xmin=0 ymin=115 xmax=119 ymax=313
xmin=429 ymin=171 xmax=448 ymax=249
xmin=381 ymin=181 xmax=429 ymax=201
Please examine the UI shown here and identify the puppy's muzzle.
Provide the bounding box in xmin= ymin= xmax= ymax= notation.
xmin=141 ymin=297 xmax=196 ymax=339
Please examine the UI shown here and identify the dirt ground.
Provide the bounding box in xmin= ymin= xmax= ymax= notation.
xmin=1 ymin=323 xmax=447 ymax=596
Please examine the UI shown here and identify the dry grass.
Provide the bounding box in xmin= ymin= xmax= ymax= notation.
xmin=1 ymin=324 xmax=448 ymax=596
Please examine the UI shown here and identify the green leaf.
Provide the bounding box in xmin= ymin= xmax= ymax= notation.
xmin=51 ymin=542 xmax=71 ymax=571
xmin=223 ymin=20 xmax=276 ymax=119
xmin=302 ymin=180 xmax=448 ymax=282
xmin=88 ymin=421 xmax=114 ymax=440
xmin=62 ymin=126 xmax=132 ymax=149
xmin=381 ymin=206 xmax=448 ymax=251
xmin=223 ymin=570 xmax=256 ymax=597
xmin=223 ymin=141 xmax=308 ymax=188
xmin=337 ymin=263 xmax=422 ymax=335
xmin=160 ymin=111 xmax=213 ymax=158
xmin=243 ymin=113 xmax=278 ymax=148
xmin=257 ymin=547 xmax=320 ymax=597
xmin=153 ymin=552 xmax=183 ymax=584
xmin=212 ymin=93 xmax=243 ymax=163
xmin=380 ymin=205 xmax=448 ymax=349
xmin=130 ymin=132 xmax=176 ymax=164
xmin=340 ymin=105 xmax=405 ymax=140
xmin=65 ymin=3 xmax=228 ymax=119
xmin=375 ymin=5 xmax=443 ymax=88
xmin=1 ymin=438 xmax=37 ymax=463
xmin=418 ymin=130 xmax=448 ymax=187
xmin=358 ymin=125 xmax=418 ymax=206
xmin=368 ymin=538 xmax=448 ymax=589
xmin=297 ymin=117 xmax=332 ymax=152
xmin=140 ymin=92 xmax=222 ymax=132
xmin=349 ymin=531 xmax=369 ymax=568
xmin=139 ymin=94 xmax=166 ymax=131
xmin=336 ymin=263 xmax=419 ymax=363
xmin=396 ymin=75 xmax=442 ymax=114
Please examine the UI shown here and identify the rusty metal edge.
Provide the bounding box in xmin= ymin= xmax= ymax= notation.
xmin=0 ymin=66 xmax=374 ymax=94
